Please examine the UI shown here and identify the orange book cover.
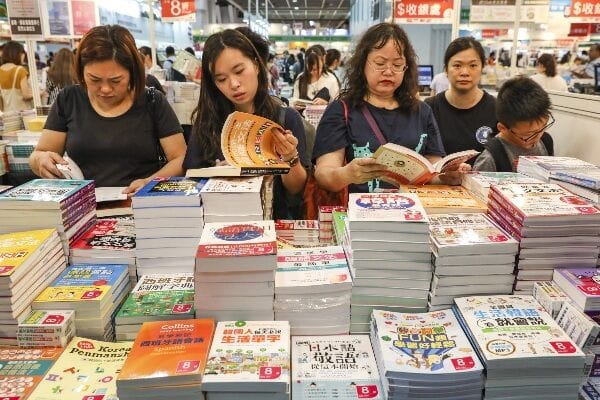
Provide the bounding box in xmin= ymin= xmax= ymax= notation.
xmin=117 ymin=319 xmax=215 ymax=387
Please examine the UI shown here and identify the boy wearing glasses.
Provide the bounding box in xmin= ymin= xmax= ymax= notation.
xmin=473 ymin=77 xmax=554 ymax=172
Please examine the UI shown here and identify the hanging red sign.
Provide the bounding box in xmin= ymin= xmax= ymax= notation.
xmin=569 ymin=0 xmax=600 ymax=17
xmin=161 ymin=0 xmax=196 ymax=22
xmin=568 ymin=22 xmax=591 ymax=36
xmin=394 ymin=0 xmax=454 ymax=19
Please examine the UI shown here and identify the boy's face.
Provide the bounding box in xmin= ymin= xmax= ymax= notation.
xmin=498 ymin=114 xmax=554 ymax=150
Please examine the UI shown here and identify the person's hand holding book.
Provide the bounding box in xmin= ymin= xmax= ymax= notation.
xmin=344 ymin=157 xmax=388 ymax=184
xmin=31 ymin=151 xmax=69 ymax=179
xmin=273 ymin=128 xmax=300 ymax=166
xmin=437 ymin=162 xmax=472 ymax=185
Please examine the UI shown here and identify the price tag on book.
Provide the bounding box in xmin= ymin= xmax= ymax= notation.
xmin=176 ymin=360 xmax=200 ymax=373
xmin=80 ymin=290 xmax=103 ymax=300
xmin=0 ymin=266 xmax=14 ymax=275
xmin=356 ymin=385 xmax=379 ymax=398
xmin=451 ymin=356 xmax=476 ymax=371
xmin=259 ymin=366 xmax=281 ymax=379
xmin=82 ymin=396 xmax=105 ymax=400
xmin=172 ymin=304 xmax=193 ymax=313
xmin=42 ymin=314 xmax=65 ymax=324
xmin=2 ymin=397 xmax=21 ymax=400
xmin=549 ymin=341 xmax=577 ymax=354
xmin=578 ymin=283 xmax=600 ymax=295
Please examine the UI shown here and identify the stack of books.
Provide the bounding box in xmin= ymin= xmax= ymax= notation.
xmin=115 ymin=273 xmax=195 ymax=341
xmin=0 ymin=346 xmax=64 ymax=399
xmin=194 ymin=221 xmax=277 ymax=321
xmin=16 ymin=309 xmax=75 ymax=347
xmin=275 ymin=219 xmax=320 ymax=247
xmin=461 ymin=171 xmax=542 ymax=204
xmin=550 ymin=167 xmax=600 ymax=204
xmin=0 ymin=111 xmax=24 ymax=132
xmin=70 ymin=216 xmax=137 ymax=284
xmin=29 ymin=337 xmax=132 ymax=400
xmin=0 ymin=179 xmax=97 ymax=255
xmin=486 ymin=183 xmax=600 ymax=294
xmin=203 ymin=320 xmax=290 ymax=400
xmin=132 ymin=177 xmax=205 ymax=276
xmin=532 ymin=281 xmax=570 ymax=318
xmin=454 ymin=295 xmax=586 ymax=400
xmin=200 ymin=176 xmax=266 ymax=223
xmin=0 ymin=229 xmax=65 ymax=345
xmin=117 ymin=319 xmax=215 ymax=400
xmin=518 ymin=155 xmax=596 ymax=182
xmin=402 ymin=185 xmax=487 ymax=214
xmin=318 ymin=206 xmax=346 ymax=243
xmin=428 ymin=213 xmax=518 ymax=310
xmin=553 ymin=268 xmax=600 ymax=324
xmin=303 ymin=104 xmax=328 ymax=127
xmin=291 ymin=335 xmax=383 ymax=400
xmin=6 ymin=142 xmax=36 ymax=172
xmin=32 ymin=264 xmax=129 ymax=341
xmin=346 ymin=193 xmax=431 ymax=334
xmin=275 ymin=246 xmax=352 ymax=335
xmin=370 ymin=309 xmax=484 ymax=400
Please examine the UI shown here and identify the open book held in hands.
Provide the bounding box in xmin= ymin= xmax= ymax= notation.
xmin=186 ymin=111 xmax=291 ymax=177
xmin=373 ymin=143 xmax=479 ymax=186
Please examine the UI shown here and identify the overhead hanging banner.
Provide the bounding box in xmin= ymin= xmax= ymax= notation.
xmin=568 ymin=0 xmax=600 ymax=17
xmin=161 ymin=0 xmax=196 ymax=22
xmin=393 ymin=0 xmax=454 ymax=23
xmin=6 ymin=0 xmax=43 ymax=39
xmin=71 ymin=0 xmax=98 ymax=37
xmin=470 ymin=0 xmax=550 ymax=22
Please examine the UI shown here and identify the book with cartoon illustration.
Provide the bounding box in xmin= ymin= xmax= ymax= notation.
xmin=401 ymin=185 xmax=487 ymax=214
xmin=373 ymin=143 xmax=478 ymax=186
xmin=29 ymin=337 xmax=132 ymax=400
xmin=552 ymin=268 xmax=600 ymax=311
xmin=292 ymin=335 xmax=383 ymax=400
xmin=186 ymin=111 xmax=291 ymax=177
xmin=202 ymin=320 xmax=290 ymax=393
xmin=347 ymin=193 xmax=429 ymax=233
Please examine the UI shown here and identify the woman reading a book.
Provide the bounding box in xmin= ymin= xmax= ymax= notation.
xmin=313 ymin=23 xmax=468 ymax=193
xmin=290 ymin=47 xmax=340 ymax=111
xmin=29 ymin=25 xmax=187 ymax=195
xmin=183 ymin=29 xmax=308 ymax=219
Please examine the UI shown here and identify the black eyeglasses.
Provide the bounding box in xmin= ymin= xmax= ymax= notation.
xmin=508 ymin=113 xmax=555 ymax=143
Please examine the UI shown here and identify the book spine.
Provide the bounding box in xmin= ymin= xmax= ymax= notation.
xmin=240 ymin=166 xmax=290 ymax=175
xmin=487 ymin=199 xmax=523 ymax=240
xmin=62 ymin=197 xmax=97 ymax=231
xmin=488 ymin=189 xmax=527 ymax=224
xmin=196 ymin=242 xmax=276 ymax=258
xmin=58 ymin=182 xmax=95 ymax=211
xmin=554 ymin=174 xmax=600 ymax=190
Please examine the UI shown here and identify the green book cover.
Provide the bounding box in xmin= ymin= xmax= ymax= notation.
xmin=332 ymin=210 xmax=348 ymax=246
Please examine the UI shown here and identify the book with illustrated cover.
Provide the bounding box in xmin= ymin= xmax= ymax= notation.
xmin=401 ymin=185 xmax=486 ymax=214
xmin=552 ymin=168 xmax=600 ymax=190
xmin=186 ymin=111 xmax=290 ymax=177
xmin=203 ymin=320 xmax=290 ymax=393
xmin=461 ymin=171 xmax=542 ymax=202
xmin=347 ymin=193 xmax=429 ymax=233
xmin=428 ymin=213 xmax=518 ymax=257
xmin=29 ymin=337 xmax=131 ymax=400
xmin=70 ymin=218 xmax=135 ymax=255
xmin=117 ymin=319 xmax=215 ymax=388
xmin=0 ymin=179 xmax=95 ymax=210
xmin=172 ymin=50 xmax=201 ymax=77
xmin=0 ymin=347 xmax=64 ymax=400
xmin=17 ymin=310 xmax=75 ymax=348
xmin=200 ymin=176 xmax=264 ymax=193
xmin=372 ymin=143 xmax=478 ymax=186
xmin=454 ymin=295 xmax=585 ymax=369
xmin=197 ymin=220 xmax=277 ymax=259
xmin=292 ymin=335 xmax=383 ymax=400
xmin=0 ymin=229 xmax=59 ymax=285
xmin=115 ymin=273 xmax=194 ymax=324
xmin=132 ymin=177 xmax=206 ymax=208
xmin=517 ymin=156 xmax=596 ymax=181
xmin=555 ymin=301 xmax=600 ymax=351
xmin=552 ymin=268 xmax=600 ymax=311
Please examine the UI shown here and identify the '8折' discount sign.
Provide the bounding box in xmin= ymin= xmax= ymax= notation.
xmin=161 ymin=0 xmax=196 ymax=22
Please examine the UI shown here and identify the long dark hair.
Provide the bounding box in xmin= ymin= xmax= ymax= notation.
xmin=47 ymin=48 xmax=77 ymax=88
xmin=297 ymin=49 xmax=322 ymax=100
xmin=191 ymin=29 xmax=277 ymax=167
xmin=75 ymin=24 xmax=146 ymax=101
xmin=340 ymin=23 xmax=418 ymax=111
xmin=537 ymin=54 xmax=557 ymax=77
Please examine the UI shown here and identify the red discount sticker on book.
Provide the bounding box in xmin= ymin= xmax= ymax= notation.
xmin=42 ymin=314 xmax=65 ymax=325
xmin=577 ymin=283 xmax=600 ymax=296
xmin=549 ymin=341 xmax=577 ymax=354
xmin=0 ymin=266 xmax=14 ymax=275
xmin=356 ymin=385 xmax=379 ymax=398
xmin=176 ymin=360 xmax=200 ymax=373
xmin=82 ymin=396 xmax=105 ymax=400
xmin=451 ymin=356 xmax=476 ymax=371
xmin=172 ymin=304 xmax=193 ymax=313
xmin=259 ymin=366 xmax=281 ymax=379
xmin=80 ymin=290 xmax=103 ymax=299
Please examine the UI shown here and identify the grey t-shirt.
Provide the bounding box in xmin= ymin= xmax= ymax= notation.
xmin=473 ymin=136 xmax=550 ymax=172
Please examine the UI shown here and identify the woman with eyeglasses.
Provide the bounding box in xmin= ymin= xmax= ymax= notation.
xmin=424 ymin=37 xmax=498 ymax=155
xmin=312 ymin=23 xmax=464 ymax=194
xmin=473 ymin=77 xmax=554 ymax=172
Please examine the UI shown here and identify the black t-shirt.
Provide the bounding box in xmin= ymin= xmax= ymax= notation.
xmin=45 ymin=85 xmax=183 ymax=187
xmin=424 ymin=91 xmax=497 ymax=155
xmin=313 ymin=99 xmax=446 ymax=193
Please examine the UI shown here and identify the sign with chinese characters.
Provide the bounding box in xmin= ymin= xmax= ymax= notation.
xmin=161 ymin=0 xmax=196 ymax=22
xmin=393 ymin=0 xmax=454 ymax=23
xmin=470 ymin=0 xmax=550 ymax=21
xmin=72 ymin=0 xmax=97 ymax=36
xmin=43 ymin=0 xmax=72 ymax=37
xmin=6 ymin=0 xmax=43 ymax=39
xmin=569 ymin=0 xmax=600 ymax=17
xmin=569 ymin=22 xmax=592 ymax=35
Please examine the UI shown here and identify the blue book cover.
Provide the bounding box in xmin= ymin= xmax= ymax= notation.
xmin=49 ymin=264 xmax=128 ymax=288
xmin=0 ymin=179 xmax=94 ymax=209
xmin=132 ymin=177 xmax=207 ymax=208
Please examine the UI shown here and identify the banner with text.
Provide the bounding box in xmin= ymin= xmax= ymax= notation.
xmin=568 ymin=0 xmax=600 ymax=17
xmin=161 ymin=0 xmax=196 ymax=22
xmin=7 ymin=0 xmax=43 ymax=39
xmin=42 ymin=0 xmax=73 ymax=37
xmin=71 ymin=0 xmax=97 ymax=37
xmin=470 ymin=0 xmax=550 ymax=22
xmin=393 ymin=0 xmax=454 ymax=23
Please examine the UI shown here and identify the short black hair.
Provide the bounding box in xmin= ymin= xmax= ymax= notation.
xmin=165 ymin=46 xmax=175 ymax=56
xmin=443 ymin=37 xmax=485 ymax=70
xmin=497 ymin=77 xmax=551 ymax=128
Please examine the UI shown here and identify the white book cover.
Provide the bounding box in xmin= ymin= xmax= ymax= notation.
xmin=454 ymin=295 xmax=585 ymax=365
xmin=201 ymin=176 xmax=263 ymax=193
xmin=429 ymin=213 xmax=518 ymax=256
xmin=17 ymin=310 xmax=74 ymax=333
xmin=518 ymin=156 xmax=595 ymax=177
xmin=276 ymin=246 xmax=352 ymax=293
xmin=371 ymin=309 xmax=483 ymax=378
xmin=197 ymin=221 xmax=277 ymax=258
xmin=555 ymin=301 xmax=600 ymax=350
xmin=292 ymin=335 xmax=383 ymax=400
xmin=347 ymin=193 xmax=429 ymax=223
xmin=203 ymin=320 xmax=290 ymax=392
xmin=463 ymin=172 xmax=542 ymax=190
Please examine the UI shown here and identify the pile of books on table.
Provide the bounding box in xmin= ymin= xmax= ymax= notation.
xmin=194 ymin=220 xmax=277 ymax=321
xmin=132 ymin=177 xmax=205 ymax=275
xmin=346 ymin=193 xmax=431 ymax=333
xmin=428 ymin=213 xmax=518 ymax=310
xmin=275 ymin=246 xmax=352 ymax=335
xmin=16 ymin=309 xmax=75 ymax=348
xmin=461 ymin=171 xmax=542 ymax=204
xmin=201 ymin=176 xmax=267 ymax=223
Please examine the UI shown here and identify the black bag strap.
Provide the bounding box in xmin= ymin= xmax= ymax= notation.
xmin=485 ymin=136 xmax=513 ymax=172
xmin=360 ymin=103 xmax=387 ymax=145
xmin=145 ymin=87 xmax=167 ymax=167
xmin=541 ymin=132 xmax=554 ymax=156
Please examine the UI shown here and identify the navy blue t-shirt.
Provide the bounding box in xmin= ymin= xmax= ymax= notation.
xmin=312 ymin=99 xmax=446 ymax=193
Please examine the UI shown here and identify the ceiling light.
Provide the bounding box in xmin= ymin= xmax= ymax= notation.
xmin=294 ymin=6 xmax=299 ymax=9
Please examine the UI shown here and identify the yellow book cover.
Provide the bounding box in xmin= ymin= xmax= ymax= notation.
xmin=117 ymin=319 xmax=215 ymax=387
xmin=33 ymin=286 xmax=111 ymax=303
xmin=402 ymin=185 xmax=487 ymax=213
xmin=0 ymin=229 xmax=58 ymax=281
xmin=29 ymin=337 xmax=132 ymax=400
